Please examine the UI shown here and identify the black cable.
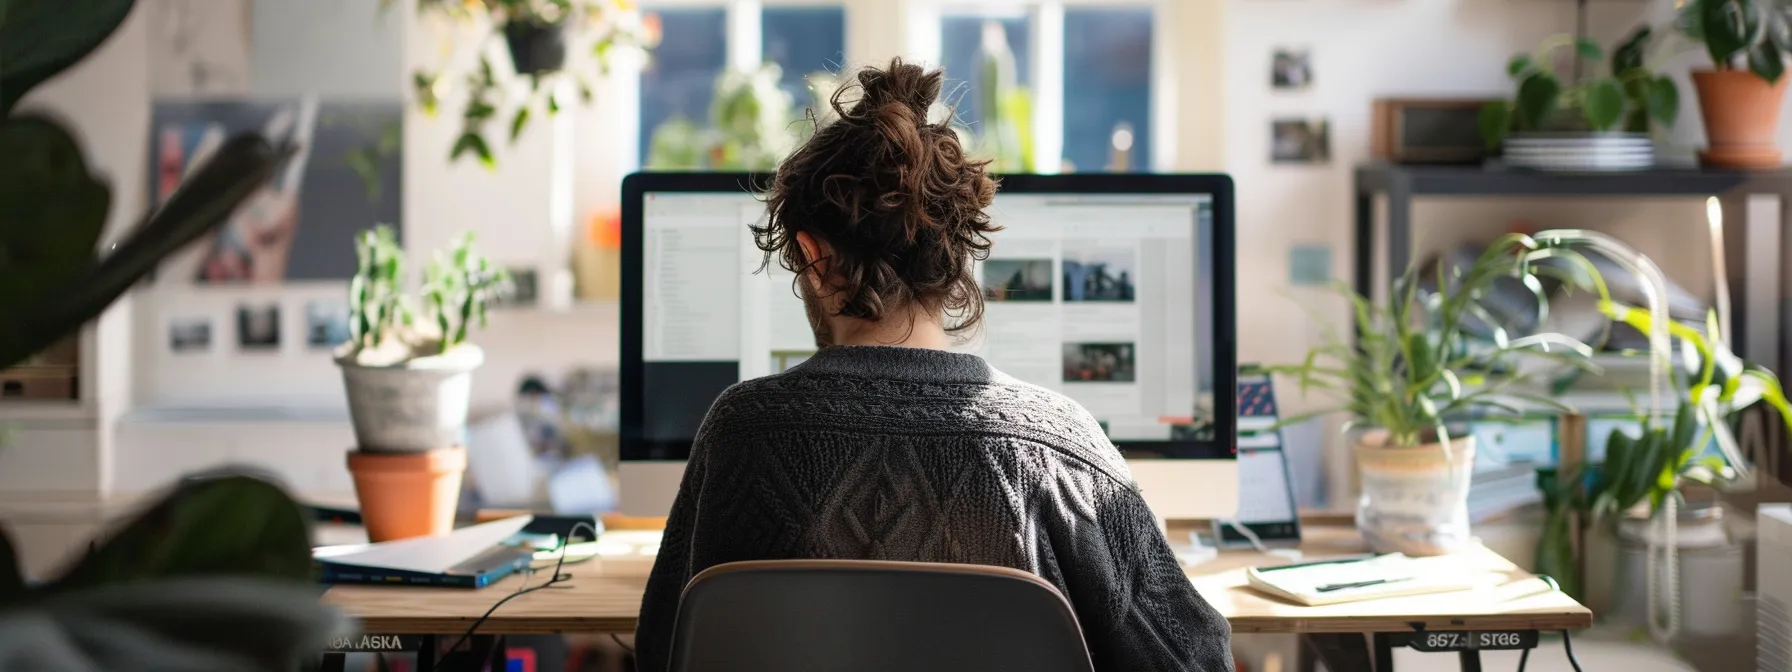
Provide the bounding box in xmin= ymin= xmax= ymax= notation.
xmin=429 ymin=521 xmax=598 ymax=672
xmin=1515 ymin=645 xmax=1528 ymax=672
xmin=1560 ymin=630 xmax=1582 ymax=672
xmin=610 ymin=633 xmax=635 ymax=654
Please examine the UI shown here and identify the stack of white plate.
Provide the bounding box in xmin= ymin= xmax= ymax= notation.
xmin=1502 ymin=133 xmax=1654 ymax=172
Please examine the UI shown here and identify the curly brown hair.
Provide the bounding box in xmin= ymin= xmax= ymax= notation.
xmin=752 ymin=57 xmax=1001 ymax=333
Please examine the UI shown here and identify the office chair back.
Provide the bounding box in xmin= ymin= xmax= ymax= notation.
xmin=667 ymin=559 xmax=1096 ymax=672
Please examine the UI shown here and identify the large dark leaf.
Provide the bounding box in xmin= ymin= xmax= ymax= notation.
xmin=0 ymin=115 xmax=110 ymax=313
xmin=0 ymin=132 xmax=290 ymax=370
xmin=1704 ymin=0 xmax=1753 ymax=66
xmin=0 ymin=524 xmax=24 ymax=604
xmin=48 ymin=473 xmax=314 ymax=593
xmin=1514 ymin=73 xmax=1561 ymax=131
xmin=0 ymin=0 xmax=136 ymax=115
xmin=1582 ymin=78 xmax=1627 ymax=130
xmin=1612 ymin=26 xmax=1652 ymax=76
xmin=1750 ymin=39 xmax=1786 ymax=84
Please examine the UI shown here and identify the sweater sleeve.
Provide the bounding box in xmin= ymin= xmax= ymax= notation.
xmin=1066 ymin=484 xmax=1235 ymax=672
xmin=632 ymin=437 xmax=710 ymax=672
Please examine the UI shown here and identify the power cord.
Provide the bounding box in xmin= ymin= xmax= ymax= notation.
xmin=1560 ymin=629 xmax=1582 ymax=672
xmin=429 ymin=521 xmax=598 ymax=672
xmin=1218 ymin=519 xmax=1303 ymax=562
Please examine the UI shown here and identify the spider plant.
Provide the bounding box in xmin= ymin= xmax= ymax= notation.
xmin=1274 ymin=233 xmax=1599 ymax=452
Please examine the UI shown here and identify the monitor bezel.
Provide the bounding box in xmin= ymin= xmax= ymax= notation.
xmin=620 ymin=171 xmax=1237 ymax=462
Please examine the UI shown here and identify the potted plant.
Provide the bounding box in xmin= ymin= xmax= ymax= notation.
xmin=390 ymin=0 xmax=661 ymax=168
xmin=1480 ymin=28 xmax=1679 ymax=172
xmin=0 ymin=1 xmax=345 ymax=665
xmin=645 ymin=63 xmax=800 ymax=171
xmin=1678 ymin=0 xmax=1792 ymax=168
xmin=336 ymin=225 xmax=509 ymax=542
xmin=1275 ymin=234 xmax=1596 ymax=556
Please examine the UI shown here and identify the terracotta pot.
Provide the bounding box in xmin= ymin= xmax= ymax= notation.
xmin=1353 ymin=431 xmax=1476 ymax=556
xmin=1692 ymin=69 xmax=1790 ymax=169
xmin=347 ymin=446 xmax=466 ymax=542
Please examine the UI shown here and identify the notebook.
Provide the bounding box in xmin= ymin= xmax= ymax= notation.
xmin=1245 ymin=553 xmax=1481 ymax=606
xmin=314 ymin=515 xmax=536 ymax=588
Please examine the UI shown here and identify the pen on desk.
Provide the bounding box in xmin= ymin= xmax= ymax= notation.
xmin=1314 ymin=577 xmax=1411 ymax=593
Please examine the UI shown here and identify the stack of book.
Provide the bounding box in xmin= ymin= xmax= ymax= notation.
xmin=1467 ymin=461 xmax=1542 ymax=523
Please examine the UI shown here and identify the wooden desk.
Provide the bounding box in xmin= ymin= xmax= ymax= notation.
xmin=320 ymin=526 xmax=1591 ymax=671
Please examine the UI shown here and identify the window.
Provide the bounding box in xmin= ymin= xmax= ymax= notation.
xmin=1062 ymin=7 xmax=1151 ymax=172
xmin=635 ymin=1 xmax=1160 ymax=172
xmin=638 ymin=8 xmax=727 ymax=165
xmin=639 ymin=4 xmax=846 ymax=168
xmin=762 ymin=7 xmax=847 ymax=110
xmin=939 ymin=14 xmax=1031 ymax=128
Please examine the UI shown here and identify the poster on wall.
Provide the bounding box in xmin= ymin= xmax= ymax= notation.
xmin=149 ymin=99 xmax=403 ymax=284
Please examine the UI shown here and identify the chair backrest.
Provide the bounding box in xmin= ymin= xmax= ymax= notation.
xmin=667 ymin=559 xmax=1096 ymax=672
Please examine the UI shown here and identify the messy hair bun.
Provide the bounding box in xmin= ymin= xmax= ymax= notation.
xmin=754 ymin=57 xmax=1000 ymax=333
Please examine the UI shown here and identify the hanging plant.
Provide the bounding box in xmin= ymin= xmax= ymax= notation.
xmin=387 ymin=0 xmax=661 ymax=169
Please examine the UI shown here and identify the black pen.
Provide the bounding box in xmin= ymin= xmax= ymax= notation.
xmin=1314 ymin=577 xmax=1411 ymax=593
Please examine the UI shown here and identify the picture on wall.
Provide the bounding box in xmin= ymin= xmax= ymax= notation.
xmin=168 ymin=317 xmax=213 ymax=353
xmin=982 ymin=258 xmax=1054 ymax=302
xmin=305 ymin=299 xmax=351 ymax=349
xmin=1062 ymin=246 xmax=1137 ymax=302
xmin=1271 ymin=48 xmax=1312 ymax=90
xmin=237 ymin=303 xmax=281 ymax=350
xmin=1271 ymin=118 xmax=1331 ymax=164
xmin=494 ymin=267 xmax=539 ymax=308
xmin=1063 ymin=342 xmax=1137 ymax=383
xmin=149 ymin=99 xmax=403 ymax=284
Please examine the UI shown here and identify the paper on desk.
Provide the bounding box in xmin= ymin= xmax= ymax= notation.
xmin=312 ymin=515 xmax=533 ymax=574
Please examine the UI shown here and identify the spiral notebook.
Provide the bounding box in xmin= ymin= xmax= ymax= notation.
xmin=1245 ymin=553 xmax=1481 ymax=606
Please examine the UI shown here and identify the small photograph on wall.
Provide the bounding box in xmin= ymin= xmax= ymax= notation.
xmin=1271 ymin=118 xmax=1331 ymax=164
xmin=982 ymin=258 xmax=1054 ymax=302
xmin=1272 ymin=48 xmax=1313 ymax=90
xmin=149 ymin=99 xmax=403 ymax=284
xmin=237 ymin=303 xmax=282 ymax=350
xmin=495 ymin=267 xmax=539 ymax=308
xmin=169 ymin=317 xmax=213 ymax=353
xmin=305 ymin=299 xmax=351 ymax=349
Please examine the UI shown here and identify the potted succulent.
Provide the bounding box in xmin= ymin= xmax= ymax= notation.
xmin=337 ymin=225 xmax=508 ymax=542
xmin=1275 ymin=234 xmax=1596 ymax=556
xmin=1678 ymin=0 xmax=1792 ymax=168
xmin=390 ymin=0 xmax=661 ymax=168
xmin=1480 ymin=27 xmax=1679 ymax=171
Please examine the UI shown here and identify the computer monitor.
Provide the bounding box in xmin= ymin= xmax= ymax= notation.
xmin=619 ymin=173 xmax=1238 ymax=522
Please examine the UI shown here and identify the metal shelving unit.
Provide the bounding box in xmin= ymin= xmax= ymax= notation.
xmin=1353 ymin=161 xmax=1792 ymax=373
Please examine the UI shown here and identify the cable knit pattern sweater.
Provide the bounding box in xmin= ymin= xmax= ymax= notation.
xmin=634 ymin=345 xmax=1234 ymax=672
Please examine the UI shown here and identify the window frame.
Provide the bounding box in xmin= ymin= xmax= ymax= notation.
xmin=635 ymin=0 xmax=1205 ymax=172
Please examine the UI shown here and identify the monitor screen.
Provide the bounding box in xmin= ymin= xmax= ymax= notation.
xmin=623 ymin=176 xmax=1233 ymax=462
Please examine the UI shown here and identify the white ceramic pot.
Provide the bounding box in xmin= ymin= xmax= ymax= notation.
xmin=337 ymin=344 xmax=484 ymax=453
xmin=1354 ymin=432 xmax=1476 ymax=556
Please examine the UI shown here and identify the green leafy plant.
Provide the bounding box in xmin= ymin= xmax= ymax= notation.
xmin=344 ymin=225 xmax=509 ymax=363
xmin=1273 ymin=234 xmax=1598 ymax=450
xmin=390 ymin=0 xmax=660 ymax=168
xmin=962 ymin=19 xmax=1033 ymax=172
xmin=0 ymin=0 xmax=342 ymax=666
xmin=1536 ymin=303 xmax=1792 ymax=599
xmin=1480 ymin=28 xmax=1680 ymax=149
xmin=1679 ymin=0 xmax=1792 ymax=83
xmin=644 ymin=63 xmax=800 ymax=171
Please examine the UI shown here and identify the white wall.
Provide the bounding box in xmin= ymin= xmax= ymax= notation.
xmin=251 ymin=0 xmax=404 ymax=99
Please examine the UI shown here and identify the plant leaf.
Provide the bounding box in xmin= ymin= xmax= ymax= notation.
xmin=1574 ymin=37 xmax=1604 ymax=62
xmin=1508 ymin=54 xmax=1536 ymax=77
xmin=0 ymin=0 xmax=136 ymax=116
xmin=1647 ymin=75 xmax=1680 ymax=127
xmin=1583 ymin=78 xmax=1627 ymax=130
xmin=1751 ymin=39 xmax=1786 ymax=84
xmin=1479 ymin=102 xmax=1512 ymax=149
xmin=509 ymin=106 xmax=531 ymax=143
xmin=1514 ymin=73 xmax=1562 ymax=131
